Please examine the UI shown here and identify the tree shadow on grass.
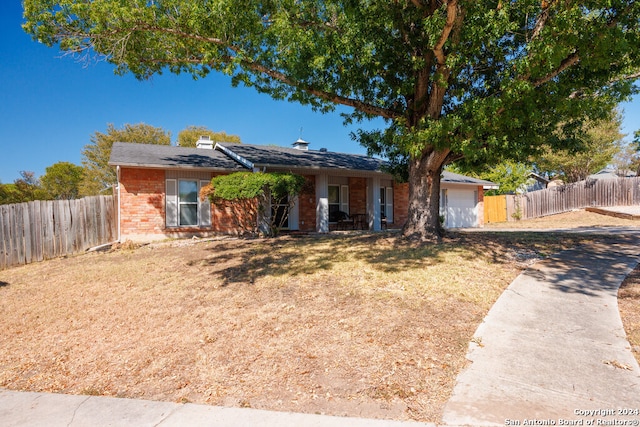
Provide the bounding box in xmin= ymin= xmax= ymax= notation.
xmin=189 ymin=229 xmax=622 ymax=287
xmin=192 ymin=231 xmax=601 ymax=287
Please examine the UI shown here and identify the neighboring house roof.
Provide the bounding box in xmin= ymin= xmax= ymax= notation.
xmin=109 ymin=141 xmax=499 ymax=188
xmin=442 ymin=171 xmax=498 ymax=189
xmin=589 ymin=167 xmax=637 ymax=180
xmin=108 ymin=142 xmax=247 ymax=171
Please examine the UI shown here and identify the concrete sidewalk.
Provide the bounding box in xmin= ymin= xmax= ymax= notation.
xmin=0 ymin=389 xmax=435 ymax=427
xmin=442 ymin=239 xmax=640 ymax=426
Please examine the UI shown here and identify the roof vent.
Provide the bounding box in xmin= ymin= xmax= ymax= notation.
xmin=319 ymin=148 xmax=328 ymax=152
xmin=196 ymin=135 xmax=214 ymax=149
xmin=292 ymin=138 xmax=310 ymax=151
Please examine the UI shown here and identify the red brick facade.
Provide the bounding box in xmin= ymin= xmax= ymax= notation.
xmin=476 ymin=185 xmax=485 ymax=227
xmin=118 ymin=168 xmax=166 ymax=239
xmin=348 ymin=177 xmax=367 ymax=216
xmin=117 ymin=167 xmax=484 ymax=241
xmin=392 ymin=182 xmax=409 ymax=228
xmin=298 ymin=175 xmax=317 ymax=232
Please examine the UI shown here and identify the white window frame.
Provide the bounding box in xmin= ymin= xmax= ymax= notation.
xmin=165 ymin=178 xmax=211 ymax=228
xmin=379 ymin=186 xmax=393 ymax=223
xmin=328 ymin=184 xmax=349 ymax=221
xmin=178 ymin=179 xmax=199 ymax=226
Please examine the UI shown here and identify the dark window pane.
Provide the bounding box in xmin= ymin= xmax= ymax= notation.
xmin=180 ymin=204 xmax=198 ymax=226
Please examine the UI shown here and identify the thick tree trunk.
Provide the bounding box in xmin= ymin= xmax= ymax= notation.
xmin=402 ymin=149 xmax=449 ymax=241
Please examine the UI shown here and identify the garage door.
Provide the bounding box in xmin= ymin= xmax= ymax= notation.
xmin=445 ymin=189 xmax=477 ymax=228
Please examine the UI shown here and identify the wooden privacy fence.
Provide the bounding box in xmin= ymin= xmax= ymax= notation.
xmin=484 ymin=195 xmax=508 ymax=223
xmin=489 ymin=177 xmax=640 ymax=221
xmin=0 ymin=195 xmax=117 ymax=269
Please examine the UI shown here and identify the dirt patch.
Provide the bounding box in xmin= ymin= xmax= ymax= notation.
xmin=0 ymin=215 xmax=629 ymax=422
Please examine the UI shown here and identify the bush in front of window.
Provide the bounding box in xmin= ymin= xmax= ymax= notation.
xmin=209 ymin=172 xmax=305 ymax=237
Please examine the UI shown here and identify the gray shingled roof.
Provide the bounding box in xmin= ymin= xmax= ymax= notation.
xmin=108 ymin=141 xmax=498 ymax=188
xmin=442 ymin=171 xmax=498 ymax=187
xmin=108 ymin=142 xmax=246 ymax=171
xmin=217 ymin=143 xmax=385 ymax=172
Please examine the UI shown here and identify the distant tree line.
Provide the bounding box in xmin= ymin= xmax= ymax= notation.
xmin=0 ymin=123 xmax=241 ymax=205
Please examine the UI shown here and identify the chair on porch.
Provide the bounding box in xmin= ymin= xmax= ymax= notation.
xmin=351 ymin=213 xmax=368 ymax=230
xmin=330 ymin=210 xmax=355 ymax=230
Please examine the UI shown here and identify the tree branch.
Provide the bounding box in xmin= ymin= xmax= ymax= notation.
xmin=433 ymin=0 xmax=458 ymax=66
xmin=105 ymin=24 xmax=401 ymax=119
xmin=530 ymin=0 xmax=557 ymax=41
xmin=532 ymin=51 xmax=580 ymax=87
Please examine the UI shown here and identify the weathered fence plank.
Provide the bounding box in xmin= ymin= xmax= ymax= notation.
xmin=0 ymin=205 xmax=7 ymax=269
xmin=12 ymin=204 xmax=24 ymax=265
xmin=42 ymin=201 xmax=55 ymax=260
xmin=0 ymin=195 xmax=117 ymax=269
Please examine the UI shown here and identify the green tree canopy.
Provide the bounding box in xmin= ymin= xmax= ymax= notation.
xmin=450 ymin=160 xmax=533 ymax=195
xmin=0 ymin=171 xmax=48 ymax=204
xmin=0 ymin=183 xmax=21 ymax=205
xmin=81 ymin=123 xmax=171 ymax=196
xmin=24 ymin=0 xmax=640 ymax=239
xmin=41 ymin=161 xmax=84 ymax=200
xmin=535 ymin=113 xmax=625 ymax=183
xmin=177 ymin=126 xmax=241 ymax=147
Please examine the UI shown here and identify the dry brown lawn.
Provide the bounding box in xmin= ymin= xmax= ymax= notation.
xmin=0 ymin=209 xmax=639 ymax=422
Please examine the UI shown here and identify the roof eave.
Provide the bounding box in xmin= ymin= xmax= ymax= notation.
xmin=108 ymin=162 xmax=240 ymax=172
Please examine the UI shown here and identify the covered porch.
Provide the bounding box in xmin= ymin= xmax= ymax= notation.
xmin=281 ymin=172 xmax=402 ymax=233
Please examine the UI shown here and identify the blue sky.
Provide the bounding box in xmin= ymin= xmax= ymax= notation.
xmin=1 ymin=3 xmax=638 ymax=184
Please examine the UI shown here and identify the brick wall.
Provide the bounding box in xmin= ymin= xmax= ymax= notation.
xmin=348 ymin=177 xmax=367 ymax=215
xmin=393 ymin=182 xmax=409 ymax=228
xmin=298 ymin=175 xmax=317 ymax=231
xmin=119 ymin=168 xmax=166 ymax=239
xmin=119 ymin=168 xmax=223 ymax=241
xmin=477 ymin=185 xmax=485 ymax=227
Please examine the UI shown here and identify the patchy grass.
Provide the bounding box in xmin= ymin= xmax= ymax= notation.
xmin=0 ymin=209 xmax=636 ymax=422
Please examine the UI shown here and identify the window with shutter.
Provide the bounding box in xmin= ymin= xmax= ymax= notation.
xmin=166 ymin=179 xmax=177 ymax=227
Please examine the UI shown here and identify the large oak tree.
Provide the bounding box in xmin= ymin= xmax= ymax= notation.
xmin=23 ymin=0 xmax=640 ymax=239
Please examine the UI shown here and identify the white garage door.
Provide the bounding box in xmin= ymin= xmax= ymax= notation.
xmin=445 ymin=189 xmax=477 ymax=228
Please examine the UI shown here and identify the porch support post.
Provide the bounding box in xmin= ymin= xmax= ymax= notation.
xmin=367 ymin=176 xmax=381 ymax=231
xmin=316 ymin=173 xmax=329 ymax=233
xmin=257 ymin=192 xmax=271 ymax=235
